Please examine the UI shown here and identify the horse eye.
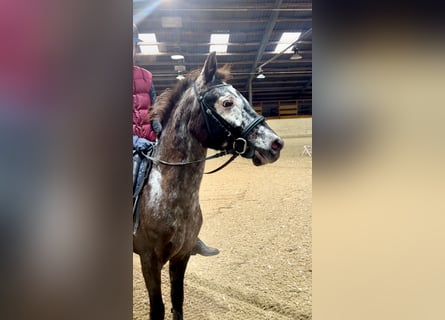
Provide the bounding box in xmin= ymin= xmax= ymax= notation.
xmin=222 ymin=100 xmax=233 ymax=108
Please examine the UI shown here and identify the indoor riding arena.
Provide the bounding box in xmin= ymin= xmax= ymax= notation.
xmin=133 ymin=1 xmax=312 ymax=319
xmin=133 ymin=118 xmax=312 ymax=320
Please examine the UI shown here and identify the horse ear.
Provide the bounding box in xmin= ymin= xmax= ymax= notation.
xmin=198 ymin=52 xmax=218 ymax=85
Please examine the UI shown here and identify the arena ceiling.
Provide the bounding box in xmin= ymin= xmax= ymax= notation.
xmin=134 ymin=0 xmax=312 ymax=115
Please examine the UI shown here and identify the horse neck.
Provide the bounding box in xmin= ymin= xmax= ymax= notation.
xmin=156 ymin=94 xmax=207 ymax=175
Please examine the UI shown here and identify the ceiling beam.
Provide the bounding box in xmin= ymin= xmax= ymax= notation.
xmin=136 ymin=60 xmax=312 ymax=68
xmin=157 ymin=7 xmax=311 ymax=12
xmin=246 ymin=0 xmax=283 ymax=87
xmin=149 ymin=17 xmax=311 ymax=24
xmin=140 ymin=40 xmax=312 ymax=48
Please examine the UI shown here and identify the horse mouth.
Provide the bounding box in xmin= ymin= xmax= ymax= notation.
xmin=252 ymin=149 xmax=280 ymax=166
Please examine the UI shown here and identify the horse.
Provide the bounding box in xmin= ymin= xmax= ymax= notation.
xmin=133 ymin=52 xmax=284 ymax=320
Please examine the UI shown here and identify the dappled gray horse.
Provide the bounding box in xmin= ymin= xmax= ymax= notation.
xmin=133 ymin=52 xmax=283 ymax=320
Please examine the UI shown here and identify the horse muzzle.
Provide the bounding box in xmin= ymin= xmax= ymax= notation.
xmin=251 ymin=136 xmax=284 ymax=166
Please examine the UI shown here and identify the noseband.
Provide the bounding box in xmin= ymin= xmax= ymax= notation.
xmin=193 ymin=83 xmax=265 ymax=157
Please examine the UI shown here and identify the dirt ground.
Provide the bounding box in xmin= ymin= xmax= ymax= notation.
xmin=133 ymin=118 xmax=312 ymax=320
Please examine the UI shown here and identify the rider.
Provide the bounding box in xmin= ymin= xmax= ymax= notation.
xmin=133 ymin=24 xmax=219 ymax=256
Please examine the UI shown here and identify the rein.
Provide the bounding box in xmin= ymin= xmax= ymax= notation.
xmin=143 ymin=146 xmax=237 ymax=174
xmin=143 ymin=81 xmax=264 ymax=174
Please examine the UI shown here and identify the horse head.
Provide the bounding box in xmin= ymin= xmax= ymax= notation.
xmin=193 ymin=52 xmax=284 ymax=166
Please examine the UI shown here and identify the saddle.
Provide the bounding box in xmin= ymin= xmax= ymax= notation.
xmin=133 ymin=137 xmax=156 ymax=234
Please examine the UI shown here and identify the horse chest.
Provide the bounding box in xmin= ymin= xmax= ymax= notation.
xmin=146 ymin=167 xmax=201 ymax=221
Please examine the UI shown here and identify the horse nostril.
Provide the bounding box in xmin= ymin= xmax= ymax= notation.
xmin=271 ymin=139 xmax=283 ymax=151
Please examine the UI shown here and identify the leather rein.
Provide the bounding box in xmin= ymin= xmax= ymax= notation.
xmin=144 ymin=82 xmax=265 ymax=174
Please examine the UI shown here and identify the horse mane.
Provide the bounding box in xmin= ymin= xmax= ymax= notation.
xmin=149 ymin=64 xmax=232 ymax=127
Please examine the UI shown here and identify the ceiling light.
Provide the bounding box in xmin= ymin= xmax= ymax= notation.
xmin=257 ymin=73 xmax=266 ymax=79
xmin=139 ymin=45 xmax=159 ymax=54
xmin=138 ymin=33 xmax=159 ymax=54
xmin=274 ymin=32 xmax=301 ymax=53
xmin=171 ymin=54 xmax=184 ymax=60
xmin=210 ymin=33 xmax=230 ymax=53
xmin=290 ymin=46 xmax=302 ymax=60
xmin=256 ymin=68 xmax=266 ymax=79
xmin=176 ymin=73 xmax=185 ymax=80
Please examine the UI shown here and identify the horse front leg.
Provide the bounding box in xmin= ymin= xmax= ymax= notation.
xmin=169 ymin=256 xmax=190 ymax=320
xmin=140 ymin=253 xmax=165 ymax=320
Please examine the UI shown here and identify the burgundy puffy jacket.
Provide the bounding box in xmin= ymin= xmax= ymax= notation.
xmin=133 ymin=66 xmax=156 ymax=141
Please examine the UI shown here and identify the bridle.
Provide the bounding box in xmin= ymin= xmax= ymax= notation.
xmin=193 ymin=82 xmax=265 ymax=158
xmin=145 ymin=82 xmax=265 ymax=174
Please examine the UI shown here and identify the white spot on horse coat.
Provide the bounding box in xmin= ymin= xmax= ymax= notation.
xmin=148 ymin=168 xmax=163 ymax=209
xmin=254 ymin=126 xmax=273 ymax=149
xmin=214 ymin=86 xmax=245 ymax=127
